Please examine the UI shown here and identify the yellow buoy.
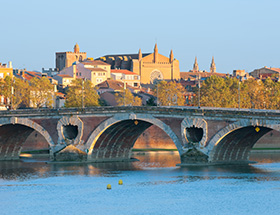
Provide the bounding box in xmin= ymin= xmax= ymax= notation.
xmin=118 ymin=179 xmax=123 ymax=185
xmin=134 ymin=120 xmax=138 ymax=125
xmin=107 ymin=184 xmax=111 ymax=190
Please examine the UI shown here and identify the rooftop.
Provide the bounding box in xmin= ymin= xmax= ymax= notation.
xmin=82 ymin=60 xmax=110 ymax=66
xmin=87 ymin=68 xmax=107 ymax=72
xmin=111 ymin=69 xmax=138 ymax=75
xmin=56 ymin=74 xmax=73 ymax=78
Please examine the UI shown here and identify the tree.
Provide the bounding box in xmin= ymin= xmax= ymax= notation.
xmin=29 ymin=77 xmax=55 ymax=108
xmin=65 ymin=79 xmax=100 ymax=108
xmin=196 ymin=76 xmax=280 ymax=110
xmin=154 ymin=81 xmax=186 ymax=106
xmin=115 ymin=88 xmax=142 ymax=106
xmin=0 ymin=76 xmax=30 ymax=109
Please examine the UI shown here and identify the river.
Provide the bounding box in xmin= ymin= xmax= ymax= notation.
xmin=0 ymin=151 xmax=280 ymax=215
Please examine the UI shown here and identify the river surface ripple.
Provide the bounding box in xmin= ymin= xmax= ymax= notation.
xmin=0 ymin=152 xmax=280 ymax=215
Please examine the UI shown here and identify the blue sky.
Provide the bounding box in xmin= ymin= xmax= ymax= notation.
xmin=0 ymin=0 xmax=279 ymax=73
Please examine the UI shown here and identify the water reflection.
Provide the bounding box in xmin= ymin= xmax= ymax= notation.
xmin=0 ymin=152 xmax=279 ymax=182
xmin=249 ymin=152 xmax=280 ymax=163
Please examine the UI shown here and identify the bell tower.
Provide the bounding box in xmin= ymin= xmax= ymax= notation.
xmin=193 ymin=56 xmax=199 ymax=72
xmin=74 ymin=43 xmax=80 ymax=53
xmin=210 ymin=56 xmax=216 ymax=73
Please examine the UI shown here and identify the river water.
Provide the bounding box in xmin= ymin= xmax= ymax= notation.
xmin=0 ymin=152 xmax=280 ymax=215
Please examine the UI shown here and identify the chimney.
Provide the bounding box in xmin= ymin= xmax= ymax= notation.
xmin=8 ymin=61 xmax=12 ymax=68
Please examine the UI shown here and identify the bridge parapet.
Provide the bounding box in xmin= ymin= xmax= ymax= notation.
xmin=0 ymin=106 xmax=279 ymax=164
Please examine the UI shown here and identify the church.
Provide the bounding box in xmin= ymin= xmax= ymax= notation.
xmin=56 ymin=43 xmax=87 ymax=71
xmin=97 ymin=44 xmax=180 ymax=84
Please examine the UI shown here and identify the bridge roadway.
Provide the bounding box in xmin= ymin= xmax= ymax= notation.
xmin=0 ymin=106 xmax=280 ymax=165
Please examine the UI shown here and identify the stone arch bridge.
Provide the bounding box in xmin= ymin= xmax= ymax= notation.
xmin=0 ymin=106 xmax=279 ymax=165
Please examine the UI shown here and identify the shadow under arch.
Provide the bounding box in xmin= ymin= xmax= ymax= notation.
xmin=208 ymin=125 xmax=273 ymax=163
xmin=0 ymin=118 xmax=55 ymax=160
xmin=85 ymin=113 xmax=183 ymax=162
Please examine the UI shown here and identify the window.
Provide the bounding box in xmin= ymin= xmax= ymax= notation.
xmin=134 ymin=83 xmax=138 ymax=87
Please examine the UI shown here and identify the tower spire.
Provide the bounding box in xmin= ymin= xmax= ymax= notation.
xmin=169 ymin=49 xmax=174 ymax=63
xmin=210 ymin=56 xmax=216 ymax=73
xmin=74 ymin=43 xmax=80 ymax=53
xmin=154 ymin=43 xmax=158 ymax=63
xmin=193 ymin=56 xmax=199 ymax=72
xmin=138 ymin=48 xmax=142 ymax=61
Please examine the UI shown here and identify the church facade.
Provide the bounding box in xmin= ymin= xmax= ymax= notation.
xmin=56 ymin=43 xmax=87 ymax=71
xmin=98 ymin=44 xmax=180 ymax=84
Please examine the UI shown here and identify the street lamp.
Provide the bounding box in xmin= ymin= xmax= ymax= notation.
xmin=157 ymin=82 xmax=159 ymax=106
xmin=120 ymin=78 xmax=126 ymax=106
xmin=198 ymin=77 xmax=201 ymax=108
xmin=238 ymin=80 xmax=241 ymax=109
xmin=82 ymin=79 xmax=86 ymax=109
xmin=11 ymin=79 xmax=15 ymax=110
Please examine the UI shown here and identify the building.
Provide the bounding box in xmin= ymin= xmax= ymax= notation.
xmin=56 ymin=43 xmax=87 ymax=71
xmin=249 ymin=67 xmax=280 ymax=79
xmin=59 ymin=60 xmax=111 ymax=86
xmin=233 ymin=70 xmax=246 ymax=77
xmin=96 ymin=80 xmax=143 ymax=106
xmin=210 ymin=56 xmax=216 ymax=73
xmin=193 ymin=57 xmax=199 ymax=72
xmin=53 ymin=74 xmax=75 ymax=88
xmin=0 ymin=62 xmax=13 ymax=79
xmin=98 ymin=44 xmax=180 ymax=84
xmin=42 ymin=68 xmax=58 ymax=77
xmin=111 ymin=69 xmax=140 ymax=88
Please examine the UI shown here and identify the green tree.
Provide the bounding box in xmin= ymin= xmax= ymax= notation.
xmin=65 ymin=79 xmax=100 ymax=108
xmin=115 ymin=88 xmax=142 ymax=106
xmin=0 ymin=76 xmax=30 ymax=109
xmin=154 ymin=81 xmax=186 ymax=106
xmin=29 ymin=77 xmax=55 ymax=108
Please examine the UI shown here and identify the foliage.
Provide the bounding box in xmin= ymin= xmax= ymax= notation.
xmin=115 ymin=89 xmax=142 ymax=106
xmin=65 ymin=79 xmax=100 ymax=108
xmin=29 ymin=77 xmax=55 ymax=108
xmin=196 ymin=76 xmax=280 ymax=110
xmin=0 ymin=76 xmax=30 ymax=109
xmin=154 ymin=81 xmax=186 ymax=106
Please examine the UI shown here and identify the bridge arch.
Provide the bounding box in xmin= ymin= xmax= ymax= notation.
xmin=85 ymin=113 xmax=183 ymax=161
xmin=206 ymin=119 xmax=280 ymax=163
xmin=0 ymin=117 xmax=55 ymax=160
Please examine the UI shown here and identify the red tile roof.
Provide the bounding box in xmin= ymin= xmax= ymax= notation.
xmin=111 ymin=69 xmax=138 ymax=75
xmin=269 ymin=68 xmax=280 ymax=73
xmin=82 ymin=60 xmax=110 ymax=66
xmin=180 ymin=71 xmax=227 ymax=79
xmin=56 ymin=74 xmax=73 ymax=78
xmin=87 ymin=68 xmax=107 ymax=72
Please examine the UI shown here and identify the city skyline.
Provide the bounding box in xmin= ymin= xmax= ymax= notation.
xmin=0 ymin=0 xmax=279 ymax=73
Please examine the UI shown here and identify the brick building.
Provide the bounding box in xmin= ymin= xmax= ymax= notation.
xmin=56 ymin=43 xmax=87 ymax=71
xmin=98 ymin=44 xmax=180 ymax=84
